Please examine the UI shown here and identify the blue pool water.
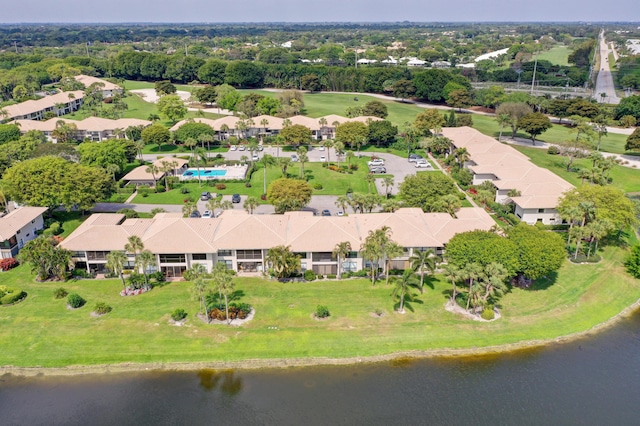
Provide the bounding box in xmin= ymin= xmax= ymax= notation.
xmin=182 ymin=168 xmax=227 ymax=178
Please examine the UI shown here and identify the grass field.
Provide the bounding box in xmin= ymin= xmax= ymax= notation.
xmin=512 ymin=145 xmax=640 ymax=193
xmin=1 ymin=242 xmax=638 ymax=368
xmin=132 ymin=157 xmax=374 ymax=204
xmin=537 ymin=46 xmax=571 ymax=66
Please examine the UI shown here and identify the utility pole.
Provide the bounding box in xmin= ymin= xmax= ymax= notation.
xmin=86 ymin=42 xmax=90 ymax=57
xmin=14 ymin=41 xmax=18 ymax=53
xmin=530 ymin=48 xmax=538 ymax=96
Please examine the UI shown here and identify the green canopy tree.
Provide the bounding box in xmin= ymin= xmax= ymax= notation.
xmin=518 ymin=112 xmax=552 ymax=145
xmin=507 ymin=223 xmax=566 ymax=280
xmin=17 ymin=236 xmax=71 ymax=281
xmin=157 ymin=95 xmax=187 ymax=123
xmin=267 ymin=178 xmax=313 ymax=213
xmin=265 ymin=245 xmax=300 ymax=279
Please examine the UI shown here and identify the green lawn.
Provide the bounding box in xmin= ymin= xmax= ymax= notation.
xmin=472 ymin=114 xmax=631 ymax=155
xmin=537 ymin=46 xmax=571 ymax=66
xmin=132 ymin=157 xmax=373 ymax=204
xmin=511 ymin=145 xmax=640 ymax=193
xmin=1 ymin=243 xmax=638 ymax=368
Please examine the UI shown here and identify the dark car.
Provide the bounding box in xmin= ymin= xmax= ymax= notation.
xmin=200 ymin=191 xmax=212 ymax=201
xmin=321 ymin=209 xmax=331 ymax=216
xmin=408 ymin=153 xmax=424 ymax=162
xmin=189 ymin=210 xmax=201 ymax=218
xmin=232 ymin=193 xmax=241 ymax=203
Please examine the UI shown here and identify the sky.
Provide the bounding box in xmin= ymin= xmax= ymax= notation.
xmin=2 ymin=0 xmax=639 ymax=23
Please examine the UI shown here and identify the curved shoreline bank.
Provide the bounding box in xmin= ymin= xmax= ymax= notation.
xmin=3 ymin=298 xmax=639 ymax=378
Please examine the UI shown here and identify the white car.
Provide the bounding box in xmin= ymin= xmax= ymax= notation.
xmin=336 ymin=211 xmax=344 ymax=217
xmin=320 ymin=155 xmax=326 ymax=162
xmin=238 ymin=145 xmax=246 ymax=151
xmin=229 ymin=145 xmax=237 ymax=151
xmin=368 ymin=158 xmax=385 ymax=167
xmin=318 ymin=146 xmax=325 ymax=151
xmin=202 ymin=210 xmax=213 ymax=219
xmin=252 ymin=154 xmax=259 ymax=161
xmin=415 ymin=160 xmax=432 ymax=168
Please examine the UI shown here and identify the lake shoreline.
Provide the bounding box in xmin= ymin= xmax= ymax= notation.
xmin=3 ymin=298 xmax=639 ymax=378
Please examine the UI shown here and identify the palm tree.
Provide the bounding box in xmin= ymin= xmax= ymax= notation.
xmin=382 ymin=199 xmax=402 ymax=213
xmin=260 ymin=154 xmax=277 ymax=195
xmin=147 ymin=113 xmax=160 ymax=122
xmin=335 ymin=195 xmax=350 ymax=213
xmin=260 ymin=118 xmax=269 ymax=136
xmin=496 ymin=113 xmax=510 ymax=141
xmin=441 ymin=263 xmax=461 ymax=304
xmin=360 ymin=237 xmax=382 ymax=286
xmin=136 ymin=249 xmax=156 ymax=289
xmin=243 ymin=196 xmax=259 ymax=214
xmin=183 ymin=263 xmax=208 ymax=282
xmin=438 ymin=194 xmax=462 ymax=217
xmin=182 ymin=201 xmax=198 ymax=217
xmin=560 ymin=205 xmax=583 ymax=249
xmin=409 ymin=248 xmax=439 ymax=293
xmin=453 ymin=147 xmax=470 ymax=170
xmin=212 ymin=263 xmax=235 ymax=324
xmin=384 ymin=241 xmax=404 ymax=286
xmin=135 ymin=140 xmax=145 ymax=162
xmin=334 ymin=141 xmax=345 ymax=169
xmin=391 ymin=270 xmax=419 ymax=313
xmin=194 ymin=147 xmax=207 ymax=186
xmin=480 ymin=262 xmax=509 ymax=307
xmin=279 ymin=157 xmax=292 ymax=177
xmin=266 ymin=245 xmax=300 ymax=279
xmin=460 ymin=262 xmax=484 ymax=311
xmin=220 ymin=124 xmax=230 ymax=141
xmin=160 ymin=160 xmax=173 ymax=190
xmin=184 ymin=137 xmax=197 ymax=158
xmin=145 ymin=164 xmax=160 ymax=188
xmin=106 ymin=164 xmax=120 ymax=183
xmin=323 ymin=139 xmax=334 ymax=163
xmin=199 ymin=133 xmax=214 ymax=160
xmin=318 ymin=117 xmax=328 ymax=138
xmin=298 ymin=150 xmax=309 ymax=176
xmin=125 ymin=235 xmax=144 ymax=265
xmin=106 ymin=251 xmax=127 ymax=290
xmin=332 ymin=241 xmax=352 ymax=280
xmin=190 ymin=277 xmax=210 ymax=321
xmin=382 ymin=176 xmax=394 ymax=198
xmin=586 ymin=219 xmax=612 ymax=258
xmin=346 ymin=150 xmax=355 ymax=169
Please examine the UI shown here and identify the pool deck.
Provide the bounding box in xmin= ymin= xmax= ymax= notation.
xmin=179 ymin=165 xmax=248 ymax=181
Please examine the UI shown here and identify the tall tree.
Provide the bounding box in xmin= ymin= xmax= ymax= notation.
xmin=106 ymin=251 xmax=128 ymax=290
xmin=332 ymin=241 xmax=352 ymax=280
xmin=391 ymin=270 xmax=419 ymax=314
xmin=409 ymin=249 xmax=439 ymax=293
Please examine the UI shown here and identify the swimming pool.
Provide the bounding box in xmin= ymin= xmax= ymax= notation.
xmin=182 ymin=167 xmax=227 ymax=180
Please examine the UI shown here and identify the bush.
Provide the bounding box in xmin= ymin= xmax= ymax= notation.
xmin=208 ymin=302 xmax=252 ymax=321
xmin=570 ymin=253 xmax=602 ymax=264
xmin=67 ymin=293 xmax=86 ymax=309
xmin=326 ymin=274 xmax=337 ymax=279
xmin=116 ymin=208 xmax=139 ymax=218
xmin=304 ymin=269 xmax=316 ymax=281
xmin=53 ymin=287 xmax=68 ymax=299
xmin=245 ymin=182 xmax=252 ymax=188
xmin=481 ymin=307 xmax=495 ymax=320
xmin=313 ymin=183 xmax=323 ymax=190
xmin=171 ymin=308 xmax=188 ymax=321
xmin=180 ymin=186 xmax=191 ymax=194
xmin=547 ymin=145 xmax=560 ymax=155
xmin=156 ymin=184 xmax=165 ymax=192
xmin=315 ymin=305 xmax=330 ymax=318
xmin=93 ymin=302 xmax=112 ymax=315
xmin=0 ymin=288 xmax=26 ymax=305
xmin=215 ymin=183 xmax=227 ymax=190
xmin=0 ymin=258 xmax=18 ymax=271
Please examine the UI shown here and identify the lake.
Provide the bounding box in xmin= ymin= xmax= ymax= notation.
xmin=2 ymin=311 xmax=640 ymax=425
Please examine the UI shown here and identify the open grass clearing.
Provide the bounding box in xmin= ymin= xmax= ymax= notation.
xmin=0 ymin=244 xmax=638 ymax=368
xmin=537 ymin=46 xmax=571 ymax=66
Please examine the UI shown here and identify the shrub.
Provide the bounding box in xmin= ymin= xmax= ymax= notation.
xmin=481 ymin=307 xmax=495 ymax=320
xmin=67 ymin=293 xmax=86 ymax=309
xmin=180 ymin=187 xmax=191 ymax=194
xmin=156 ymin=184 xmax=165 ymax=192
xmin=151 ymin=271 xmax=166 ymax=284
xmin=547 ymin=145 xmax=560 ymax=155
xmin=93 ymin=302 xmax=112 ymax=315
xmin=245 ymin=182 xmax=252 ymax=188
xmin=171 ymin=308 xmax=188 ymax=321
xmin=0 ymin=258 xmax=18 ymax=271
xmin=116 ymin=208 xmax=139 ymax=218
xmin=304 ymin=269 xmax=316 ymax=281
xmin=315 ymin=305 xmax=330 ymax=318
xmin=215 ymin=183 xmax=227 ymax=190
xmin=208 ymin=302 xmax=252 ymax=321
xmin=0 ymin=288 xmax=26 ymax=305
xmin=53 ymin=287 xmax=68 ymax=299
xmin=326 ymin=274 xmax=337 ymax=279
xmin=313 ymin=183 xmax=323 ymax=190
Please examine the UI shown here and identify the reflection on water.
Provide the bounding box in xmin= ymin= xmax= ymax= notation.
xmin=1 ymin=312 xmax=640 ymax=425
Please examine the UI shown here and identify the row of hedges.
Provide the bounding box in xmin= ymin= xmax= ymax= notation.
xmin=0 ymin=286 xmax=26 ymax=305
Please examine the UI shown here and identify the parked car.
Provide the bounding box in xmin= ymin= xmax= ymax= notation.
xmin=291 ymin=154 xmax=299 ymax=162
xmin=368 ymin=158 xmax=385 ymax=167
xmin=202 ymin=210 xmax=213 ymax=219
xmin=408 ymin=154 xmax=423 ymax=162
xmin=415 ymin=160 xmax=432 ymax=168
xmin=336 ymin=211 xmax=344 ymax=217
xmin=258 ymin=145 xmax=264 ymax=151
xmin=200 ymin=191 xmax=212 ymax=201
xmin=321 ymin=209 xmax=331 ymax=216
xmin=229 ymin=145 xmax=237 ymax=151
xmin=320 ymin=155 xmax=326 ymax=162
xmin=189 ymin=210 xmax=201 ymax=218
xmin=231 ymin=193 xmax=241 ymax=203
xmin=252 ymin=153 xmax=259 ymax=161
xmin=318 ymin=145 xmax=325 ymax=151
xmin=369 ymin=166 xmax=387 ymax=174
xmin=238 ymin=145 xmax=246 ymax=151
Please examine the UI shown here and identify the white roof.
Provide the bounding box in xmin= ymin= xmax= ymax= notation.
xmin=0 ymin=207 xmax=47 ymax=241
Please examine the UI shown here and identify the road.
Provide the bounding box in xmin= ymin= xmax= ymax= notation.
xmin=594 ymin=30 xmax=621 ymax=105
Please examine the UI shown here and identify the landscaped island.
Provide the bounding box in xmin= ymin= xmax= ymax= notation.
xmin=0 ymin=242 xmax=638 ymax=373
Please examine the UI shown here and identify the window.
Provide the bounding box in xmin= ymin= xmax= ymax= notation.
xmin=237 ymin=250 xmax=262 ymax=260
xmin=159 ymin=254 xmax=186 ymax=263
xmin=72 ymin=251 xmax=85 ymax=258
xmin=312 ymin=252 xmax=335 ymax=262
xmin=538 ymin=209 xmax=545 ymax=213
xmin=192 ymin=253 xmax=207 ymax=260
xmin=218 ymin=260 xmax=233 ymax=269
xmin=87 ymin=251 xmax=109 ymax=261
xmin=217 ymin=250 xmax=232 ymax=257
xmin=346 ymin=251 xmax=358 ymax=259
xmin=294 ymin=252 xmax=308 ymax=259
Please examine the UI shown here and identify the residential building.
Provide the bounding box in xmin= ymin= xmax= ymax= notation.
xmin=443 ymin=127 xmax=574 ymax=224
xmin=2 ymin=91 xmax=84 ymax=122
xmin=74 ymin=75 xmax=123 ymax=98
xmin=0 ymin=207 xmax=47 ymax=259
xmin=15 ymin=117 xmax=152 ymax=142
xmin=122 ymin=157 xmax=189 ymax=186
xmin=59 ymin=208 xmax=495 ymax=278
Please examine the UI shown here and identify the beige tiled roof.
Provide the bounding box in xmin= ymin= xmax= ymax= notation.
xmin=15 ymin=117 xmax=151 ymax=133
xmin=169 ymin=118 xmax=217 ymax=132
xmin=59 ymin=207 xmax=495 ymax=254
xmin=3 ymin=91 xmax=84 ymax=120
xmin=443 ymin=126 xmax=574 ymax=211
xmin=74 ymin=75 xmax=122 ymax=92
xmin=122 ymin=166 xmax=166 ymax=182
xmin=0 ymin=207 xmax=47 ymax=240
xmin=153 ymin=157 xmax=189 ymax=169
xmin=288 ymin=115 xmax=321 ymax=130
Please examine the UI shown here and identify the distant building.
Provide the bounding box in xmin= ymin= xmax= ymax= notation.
xmin=2 ymin=91 xmax=84 ymax=122
xmin=15 ymin=117 xmax=152 ymax=142
xmin=74 ymin=75 xmax=123 ymax=98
